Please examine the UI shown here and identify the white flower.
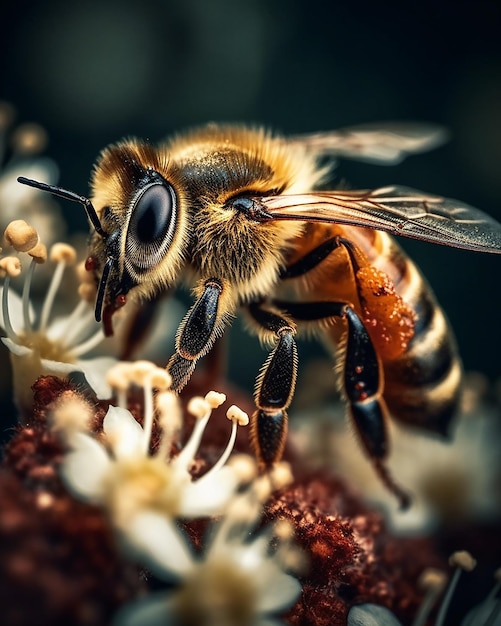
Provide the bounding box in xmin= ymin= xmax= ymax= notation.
xmin=0 ymin=102 xmax=63 ymax=249
xmin=348 ymin=552 xmax=491 ymax=626
xmin=0 ymin=228 xmax=116 ymax=415
xmin=61 ymin=362 xmax=251 ymax=544
xmin=291 ymin=371 xmax=501 ymax=533
xmin=348 ymin=604 xmax=403 ymax=626
xmin=113 ymin=471 xmax=301 ymax=626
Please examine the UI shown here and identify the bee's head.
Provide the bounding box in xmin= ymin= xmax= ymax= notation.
xmin=17 ymin=139 xmax=189 ymax=336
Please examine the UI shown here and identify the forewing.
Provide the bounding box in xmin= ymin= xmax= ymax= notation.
xmin=259 ymin=186 xmax=501 ymax=253
xmin=289 ymin=122 xmax=448 ymax=165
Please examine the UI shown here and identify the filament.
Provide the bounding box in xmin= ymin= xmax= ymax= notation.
xmin=39 ymin=260 xmax=66 ymax=332
xmin=21 ymin=259 xmax=36 ymax=334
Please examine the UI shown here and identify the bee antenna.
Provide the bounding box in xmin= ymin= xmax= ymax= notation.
xmin=17 ymin=176 xmax=107 ymax=239
xmin=95 ymin=257 xmax=114 ymax=322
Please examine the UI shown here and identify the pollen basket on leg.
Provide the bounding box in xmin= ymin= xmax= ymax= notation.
xmin=356 ymin=265 xmax=417 ymax=360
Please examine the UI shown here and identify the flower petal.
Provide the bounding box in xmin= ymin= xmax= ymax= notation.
xmin=113 ymin=592 xmax=176 ymax=626
xmin=46 ymin=308 xmax=96 ymax=345
xmin=255 ymin=618 xmax=287 ymax=626
xmin=461 ymin=600 xmax=501 ymax=626
xmin=1 ymin=337 xmax=32 ymax=357
xmin=348 ymin=604 xmax=403 ymax=626
xmin=40 ymin=358 xmax=78 ymax=375
xmin=76 ymin=356 xmax=117 ymax=399
xmin=60 ymin=432 xmax=111 ymax=501
xmin=103 ymin=405 xmax=145 ymax=458
xmin=179 ymin=465 xmax=240 ymax=517
xmin=0 ymin=160 xmax=58 ymax=210
xmin=123 ymin=511 xmax=194 ymax=580
xmin=256 ymin=570 xmax=301 ymax=614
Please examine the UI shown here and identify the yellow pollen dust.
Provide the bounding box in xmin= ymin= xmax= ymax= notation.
xmin=102 ymin=457 xmax=182 ymax=525
xmin=18 ymin=331 xmax=75 ymax=364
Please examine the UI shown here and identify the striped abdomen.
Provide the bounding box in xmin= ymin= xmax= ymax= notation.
xmin=288 ymin=223 xmax=462 ymax=437
xmin=350 ymin=227 xmax=462 ymax=437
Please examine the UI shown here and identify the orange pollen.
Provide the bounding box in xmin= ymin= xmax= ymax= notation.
xmin=356 ymin=265 xmax=416 ymax=360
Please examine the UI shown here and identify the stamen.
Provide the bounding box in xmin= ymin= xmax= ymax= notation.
xmin=200 ymin=409 xmax=246 ymax=481
xmin=226 ymin=405 xmax=249 ymax=426
xmin=129 ymin=360 xmax=157 ymax=384
xmin=4 ymin=220 xmax=38 ymax=252
xmin=21 ymin=259 xmax=36 ymax=334
xmin=27 ymin=242 xmax=47 ymax=264
xmin=411 ymin=568 xmax=447 ymax=626
xmin=205 ymin=390 xmax=226 ymax=409
xmin=147 ymin=368 xmax=172 ymax=391
xmin=0 ymin=256 xmax=21 ymax=278
xmin=435 ymin=551 xmax=477 ymax=626
xmin=136 ymin=366 xmax=171 ymax=455
xmin=39 ymin=258 xmax=66 ymax=332
xmin=141 ymin=371 xmax=155 ymax=455
xmin=50 ymin=243 xmax=77 ymax=265
xmin=188 ymin=397 xmax=211 ymax=419
xmin=156 ymin=391 xmax=182 ymax=458
xmin=173 ymin=398 xmax=212 ymax=470
xmin=479 ymin=567 xmax=501 ymax=626
xmin=1 ymin=275 xmax=18 ymax=341
xmin=106 ymin=362 xmax=133 ymax=409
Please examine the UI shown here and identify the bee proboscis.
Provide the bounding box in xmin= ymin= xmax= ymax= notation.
xmin=18 ymin=122 xmax=501 ymax=508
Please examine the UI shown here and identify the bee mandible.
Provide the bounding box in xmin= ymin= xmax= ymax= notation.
xmin=18 ymin=122 xmax=501 ymax=508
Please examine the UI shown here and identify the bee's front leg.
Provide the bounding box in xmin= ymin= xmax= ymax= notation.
xmin=168 ymin=279 xmax=225 ymax=391
xmin=247 ymin=302 xmax=298 ymax=466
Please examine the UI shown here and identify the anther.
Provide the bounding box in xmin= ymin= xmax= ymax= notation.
xmin=205 ymin=390 xmax=227 ymax=409
xmin=50 ymin=243 xmax=77 ymax=265
xmin=4 ymin=220 xmax=39 ymax=252
xmin=28 ymin=242 xmax=48 ymax=264
xmin=449 ymin=550 xmax=477 ymax=571
xmin=188 ymin=396 xmax=211 ymax=419
xmin=0 ymin=256 xmax=22 ymax=278
xmin=226 ymin=405 xmax=249 ymax=426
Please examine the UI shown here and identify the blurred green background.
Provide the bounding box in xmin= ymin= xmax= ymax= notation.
xmin=1 ymin=0 xmax=501 ymax=397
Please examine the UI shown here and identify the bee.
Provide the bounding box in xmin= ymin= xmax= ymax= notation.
xmin=19 ymin=122 xmax=501 ymax=508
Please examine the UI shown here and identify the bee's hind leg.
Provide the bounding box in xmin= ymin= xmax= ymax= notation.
xmin=273 ymin=299 xmax=411 ymax=510
xmin=247 ymin=302 xmax=298 ymax=466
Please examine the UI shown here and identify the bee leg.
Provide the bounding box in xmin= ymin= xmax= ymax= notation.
xmin=247 ymin=303 xmax=298 ymax=466
xmin=273 ymin=299 xmax=411 ymax=510
xmin=280 ymin=236 xmax=341 ymax=279
xmin=168 ymin=279 xmax=224 ymax=391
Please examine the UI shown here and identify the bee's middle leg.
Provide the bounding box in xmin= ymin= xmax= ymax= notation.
xmin=247 ymin=302 xmax=298 ymax=466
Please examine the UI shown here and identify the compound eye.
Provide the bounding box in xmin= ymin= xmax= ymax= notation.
xmin=134 ymin=183 xmax=174 ymax=243
xmin=126 ymin=181 xmax=177 ymax=271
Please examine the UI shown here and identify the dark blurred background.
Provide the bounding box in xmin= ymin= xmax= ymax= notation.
xmin=1 ymin=0 xmax=501 ymax=392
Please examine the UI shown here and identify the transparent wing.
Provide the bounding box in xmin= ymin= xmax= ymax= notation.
xmin=289 ymin=122 xmax=448 ymax=165
xmin=258 ymin=186 xmax=501 ymax=253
